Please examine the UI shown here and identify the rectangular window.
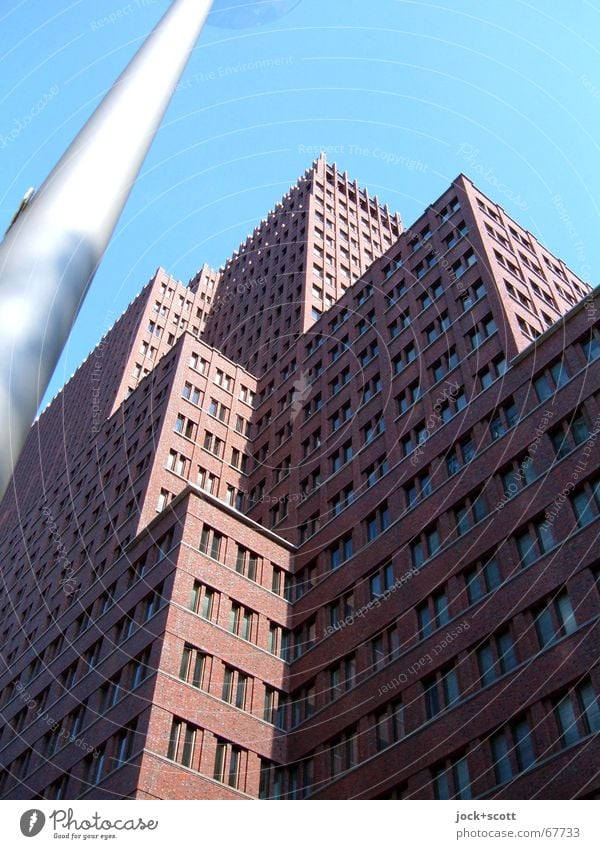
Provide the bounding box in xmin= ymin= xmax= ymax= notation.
xmin=365 ymin=502 xmax=391 ymax=542
xmin=533 ymin=591 xmax=576 ymax=648
xmin=516 ymin=518 xmax=554 ymax=566
xmin=329 ymin=534 xmax=353 ymax=570
xmin=214 ymin=369 xmax=233 ymax=391
xmin=477 ymin=628 xmax=517 ymax=685
xmin=189 ymin=580 xmax=217 ymax=622
xmin=490 ymin=717 xmax=535 ymax=785
xmin=166 ymin=717 xmax=200 ymax=770
xmin=423 ymin=664 xmax=460 ymax=718
xmin=222 ymin=666 xmax=249 ymax=710
xmin=411 ymin=525 xmax=440 ymax=567
xmin=199 ymin=525 xmax=224 ymax=561
xmin=433 ymin=754 xmax=472 ymax=800
xmin=228 ymin=602 xmax=254 ymax=641
xmin=549 ymin=411 xmax=590 ymax=459
xmin=368 ymin=561 xmax=394 ymax=599
xmin=374 ymin=701 xmax=404 ymax=751
xmin=235 ymin=545 xmax=260 ymax=581
xmin=329 ymin=727 xmax=357 ymax=777
xmin=581 ymin=330 xmax=600 ymax=363
xmin=179 ymin=643 xmax=206 ymax=689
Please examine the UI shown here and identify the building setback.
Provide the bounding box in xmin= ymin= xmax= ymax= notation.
xmin=0 ymin=155 xmax=599 ymax=801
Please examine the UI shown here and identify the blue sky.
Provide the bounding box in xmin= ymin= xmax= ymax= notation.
xmin=1 ymin=0 xmax=598 ymax=409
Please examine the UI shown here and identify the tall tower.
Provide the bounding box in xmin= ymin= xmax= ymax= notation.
xmin=202 ymin=154 xmax=402 ymax=373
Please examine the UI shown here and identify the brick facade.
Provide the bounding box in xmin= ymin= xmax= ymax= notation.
xmin=0 ymin=155 xmax=598 ymax=800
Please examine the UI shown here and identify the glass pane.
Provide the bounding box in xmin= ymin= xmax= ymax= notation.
xmin=502 ymin=469 xmax=518 ymax=495
xmin=572 ymin=415 xmax=589 ymax=445
xmin=556 ymin=593 xmax=576 ymax=634
xmin=425 ymin=681 xmax=440 ymax=718
xmin=454 ymin=757 xmax=472 ymax=799
xmin=583 ymin=336 xmax=600 ymax=361
xmin=537 ymin=521 xmax=554 ymax=553
xmin=490 ymin=417 xmax=504 ymax=440
xmin=167 ymin=720 xmax=180 ymax=761
xmin=412 ymin=541 xmax=425 ymax=568
xmin=555 ymin=696 xmax=580 ymax=746
xmin=456 ymin=507 xmax=469 ymax=536
xmin=491 ymin=732 xmax=512 ymax=784
xmin=242 ymin=611 xmax=252 ymax=640
xmin=236 ymin=676 xmax=247 ymax=709
xmin=372 ymin=638 xmax=385 ymax=671
xmin=534 ymin=375 xmax=552 ymax=402
xmin=222 ymin=669 xmax=233 ymax=702
xmin=443 ymin=669 xmax=460 ymax=706
xmin=592 ymin=479 xmax=600 ymax=512
xmin=434 ymin=593 xmax=449 ymax=626
xmin=420 ymin=474 xmax=432 ymax=497
xmin=376 ymin=713 xmax=391 ymax=750
xmin=484 ymin=558 xmax=501 ymax=591
xmin=384 ymin=562 xmax=394 ymax=588
xmin=179 ymin=647 xmax=191 ymax=681
xmin=392 ymin=702 xmax=404 ymax=740
xmin=462 ymin=440 xmax=475 ymax=462
xmin=551 ymin=429 xmax=570 ymax=459
xmin=466 ymin=568 xmax=483 ymax=604
xmin=522 ymin=458 xmax=536 ymax=485
xmin=573 ymin=490 xmax=595 ymax=527
xmin=514 ymin=720 xmax=535 ymax=770
xmin=473 ymin=495 xmax=487 ymax=522
xmin=259 ymin=762 xmax=271 ymax=799
xmin=550 ymin=361 xmax=569 ymax=388
xmin=534 ymin=607 xmax=555 ymax=647
xmin=228 ymin=747 xmax=240 ymax=787
xmin=505 ymin=402 xmax=518 ymax=427
xmin=189 ymin=583 xmax=200 ymax=611
xmin=418 ymin=605 xmax=432 ymax=638
xmin=428 ymin=529 xmax=440 ymax=553
xmin=579 ymin=682 xmax=600 ymax=733
xmin=181 ymin=726 xmax=195 ymax=767
xmin=192 ymin=653 xmax=204 ymax=688
xmin=214 ymin=743 xmax=226 ymax=782
xmin=433 ymin=766 xmax=450 ymax=799
xmin=517 ymin=531 xmax=536 ymax=566
xmin=370 ymin=573 xmax=382 ymax=599
xmin=477 ymin=645 xmax=496 ymax=686
xmin=497 ymin=631 xmax=518 ymax=673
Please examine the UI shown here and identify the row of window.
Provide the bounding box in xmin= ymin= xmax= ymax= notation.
xmin=258 ymin=329 xmax=594 ymax=532
xmin=196 ymin=525 xmax=293 ymax=597
xmin=320 ymin=668 xmax=599 ymax=792
xmin=294 ymin=402 xmax=597 ymax=590
xmin=432 ymin=677 xmax=599 ymax=798
xmin=1 ymin=647 xmax=151 ymax=793
xmin=167 ymin=718 xmax=247 ymax=791
xmin=28 ymin=719 xmax=140 ymax=800
xmin=253 ymin=329 xmax=595 ymax=519
xmin=249 ymin=303 xmax=594 ymax=529
xmin=290 ymin=560 xmax=599 ymax=732
xmin=1 ymin=525 xmax=174 ymax=720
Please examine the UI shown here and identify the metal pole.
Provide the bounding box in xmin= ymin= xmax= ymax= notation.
xmin=0 ymin=0 xmax=214 ymax=500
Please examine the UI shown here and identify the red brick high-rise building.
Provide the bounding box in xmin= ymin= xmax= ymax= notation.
xmin=0 ymin=155 xmax=599 ymax=801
